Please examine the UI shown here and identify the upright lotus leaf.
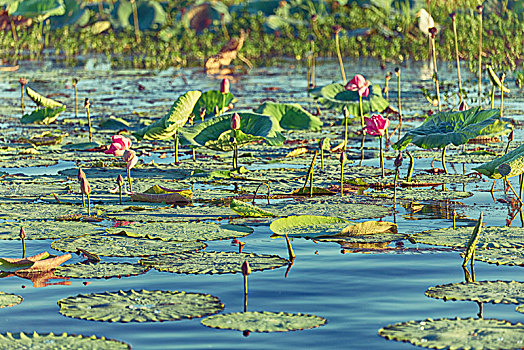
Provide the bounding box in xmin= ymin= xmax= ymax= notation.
xmin=309 ymin=83 xmax=388 ymax=115
xmin=21 ymin=106 xmax=65 ymax=125
xmin=111 ymin=0 xmax=166 ymax=30
xmin=255 ymin=102 xmax=323 ymax=131
xmin=474 ymin=144 xmax=524 ymax=178
xmin=58 ymin=289 xmax=224 ymax=322
xmin=202 ymin=311 xmax=327 ymax=332
xmin=487 ymin=65 xmax=511 ymax=93
xmin=48 ymin=0 xmax=90 ymax=28
xmin=229 ymin=199 xmax=276 ymax=217
xmin=270 ymin=215 xmax=350 ymax=238
xmin=426 ymin=280 xmax=524 ymax=304
xmin=379 ymin=318 xmax=524 ymax=349
xmin=25 ymin=87 xmax=65 ymax=109
xmin=0 ymin=332 xmax=130 ymax=349
xmin=179 ymin=112 xmax=285 ymax=151
xmin=192 ymin=90 xmax=236 ymax=121
xmin=393 ymin=107 xmax=512 ymax=151
xmin=12 ymin=0 xmax=66 ymax=22
xmin=0 ymin=292 xmax=23 ymax=308
xmin=133 ymin=90 xmax=202 ymax=140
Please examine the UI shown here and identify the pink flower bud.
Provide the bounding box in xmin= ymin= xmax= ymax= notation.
xmin=340 ymin=152 xmax=347 ymax=164
xmin=364 ymin=114 xmax=390 ymax=137
xmin=458 ymin=100 xmax=468 ymax=111
xmin=231 ymin=113 xmax=241 ymax=130
xmin=394 ymin=153 xmax=403 ymax=168
xmin=19 ymin=78 xmax=27 ymax=86
xmin=117 ymin=174 xmax=124 ymax=186
xmin=345 ymin=74 xmax=370 ymax=98
xmin=241 ymin=260 xmax=251 ymax=276
xmin=123 ymin=150 xmax=138 ymax=170
xmin=105 ymin=135 xmax=132 ymax=156
xmin=19 ymin=227 xmax=26 ymax=240
xmin=220 ymin=78 xmax=230 ymax=94
xmin=80 ymin=177 xmax=91 ymax=195
xmin=77 ymin=168 xmax=86 ymax=181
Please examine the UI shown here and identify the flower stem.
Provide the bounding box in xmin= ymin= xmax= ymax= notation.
xmin=340 ymin=161 xmax=344 ymax=196
xmin=452 ymin=17 xmax=463 ymax=101
xmin=406 ymin=151 xmax=414 ymax=182
xmin=320 ymin=147 xmax=324 ymax=170
xmin=334 ymin=33 xmax=346 ymax=84
xmin=221 ymin=93 xmax=226 ymax=116
xmin=73 ymin=83 xmax=78 ymax=117
xmin=393 ymin=167 xmax=398 ymax=203
xmin=20 ymin=86 xmax=25 ymax=114
xmin=192 ymin=148 xmax=196 ymax=162
xmin=21 ymin=238 xmax=25 ymax=258
xmin=442 ymin=146 xmax=448 ymax=174
xmin=358 ymin=94 xmax=364 ymax=129
xmin=87 ymin=193 xmax=91 ymax=216
xmin=478 ymin=10 xmax=483 ymax=105
xmin=344 ymin=117 xmax=349 ymax=150
xmin=174 ymin=129 xmax=179 ymax=163
xmin=431 ymin=36 xmax=441 ymax=112
xmin=379 ymin=135 xmax=384 ymax=178
xmin=499 ymin=74 xmax=505 ymax=118
xmin=131 ymin=0 xmax=141 ymax=44
xmin=490 ymin=85 xmax=495 ymax=109
xmin=302 ymin=151 xmax=317 ymax=191
xmin=118 ymin=184 xmax=122 ymax=205
xmin=243 ymin=275 xmax=248 ymax=296
xmin=86 ymin=106 xmax=92 ymax=142
xmin=396 ymin=69 xmax=402 ymax=140
xmin=81 ymin=193 xmax=85 ymax=207
xmin=127 ymin=168 xmax=133 ymax=193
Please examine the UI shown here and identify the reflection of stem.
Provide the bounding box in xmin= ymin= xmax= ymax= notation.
xmin=504 ymin=177 xmax=522 ymax=204
xmin=393 ymin=167 xmax=398 ymax=203
xmin=379 ymin=135 xmax=384 ymax=178
xmin=127 ymin=168 xmax=133 ymax=193
xmin=452 ymin=18 xmax=462 ymax=101
xmin=441 ymin=146 xmax=448 ymax=174
xmin=335 ymin=33 xmax=346 ymax=84
xmin=284 ymin=259 xmax=294 ymax=278
xmin=406 ymin=151 xmax=414 ymax=182
xmin=253 ymin=183 xmax=271 ymax=205
xmin=477 ymin=302 xmax=483 ymax=318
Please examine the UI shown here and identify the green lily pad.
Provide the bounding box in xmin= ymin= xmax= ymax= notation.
xmin=0 ymin=292 xmax=23 ymax=308
xmin=201 ymin=311 xmax=327 ymax=332
xmin=270 ymin=215 xmax=349 ymax=238
xmin=133 ymin=90 xmax=202 ymax=140
xmin=394 ymin=107 xmax=512 ymax=151
xmin=179 ymin=112 xmax=285 ymax=151
xmin=139 ymin=251 xmax=288 ymax=274
xmin=51 ymin=233 xmax=206 ymax=257
xmin=310 ymin=83 xmax=388 ymax=115
xmin=379 ymin=317 xmax=524 ymax=349
xmin=474 ymin=144 xmax=524 ymax=178
xmin=368 ymin=188 xmax=473 ymax=202
xmin=474 ymin=248 xmax=524 ymax=267
xmin=0 ymin=332 xmax=129 ymax=349
xmin=58 ymin=289 xmax=223 ymax=322
xmin=407 ymin=174 xmax=480 ymax=185
xmin=255 ymin=102 xmax=323 ymax=131
xmin=0 ymin=221 xmax=102 ymax=240
xmin=426 ymin=281 xmax=524 ymax=304
xmin=412 ymin=226 xmax=524 ymax=249
xmin=106 ymin=222 xmax=253 ymax=241
xmin=105 ymin=203 xmax=235 ymax=222
xmin=229 ymin=199 xmax=276 ymax=217
xmin=55 ymin=262 xmax=150 ymax=279
xmin=0 ymin=202 xmax=99 ymax=220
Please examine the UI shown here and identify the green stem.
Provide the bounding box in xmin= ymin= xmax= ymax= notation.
xmin=320 ymin=147 xmax=324 ymax=170
xmin=174 ymin=129 xmax=179 ymax=163
xmin=358 ymin=94 xmax=364 ymax=129
xmin=243 ymin=275 xmax=248 ymax=296
xmin=397 ymin=71 xmax=402 ymax=140
xmin=302 ymin=151 xmax=317 ymax=191
xmin=431 ymin=37 xmax=441 ymax=112
xmin=452 ymin=18 xmax=463 ymax=101
xmin=81 ymin=193 xmax=85 ymax=207
xmin=335 ymin=33 xmax=346 ymax=84
xmin=406 ymin=151 xmax=414 ymax=182
xmin=478 ymin=11 xmax=483 ymax=105
xmin=340 ymin=162 xmax=344 ymax=197
xmin=74 ymin=84 xmax=78 ymax=117
xmin=127 ymin=168 xmax=133 ymax=193
xmin=490 ymin=85 xmax=495 ymax=109
xmin=385 ymin=78 xmax=389 ymax=101
xmin=20 ymin=86 xmax=24 ymax=114
xmin=221 ymin=93 xmax=226 ymax=115
xmin=379 ymin=135 xmax=384 ymax=178
xmin=87 ymin=193 xmax=91 ymax=216
xmin=309 ymin=171 xmax=313 ymax=198
xmin=500 ymin=85 xmax=504 ymax=118
xmin=393 ymin=167 xmax=398 ymax=203
xmin=344 ymin=117 xmax=348 ymax=150
xmin=118 ymin=185 xmax=122 ymax=205
xmin=131 ymin=0 xmax=141 ymax=44
xmin=86 ymin=107 xmax=92 ymax=142
xmin=442 ymin=146 xmax=448 ymax=174
xmin=192 ymin=148 xmax=196 ymax=162
xmin=505 ymin=139 xmax=512 ymax=154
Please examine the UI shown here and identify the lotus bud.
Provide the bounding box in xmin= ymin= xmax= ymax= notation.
xmin=200 ymin=107 xmax=206 ymax=119
xmin=124 ymin=150 xmax=138 ymax=170
xmin=477 ymin=5 xmax=483 ymax=14
xmin=80 ymin=177 xmax=91 ymax=195
xmin=19 ymin=78 xmax=27 ymax=87
xmin=214 ymin=105 xmax=220 ymax=115
xmin=428 ymin=27 xmax=437 ymax=38
xmin=72 ymin=78 xmax=78 ymax=86
xmin=231 ymin=112 xmax=241 ymax=130
xmin=343 ymin=106 xmax=349 ymax=119
xmin=340 ymin=152 xmax=347 ymax=165
xmin=220 ymin=78 xmax=230 ymax=94
xmin=394 ymin=67 xmax=400 ymax=76
xmin=84 ymin=98 xmax=90 ymax=109
xmin=241 ymin=260 xmax=251 ymax=276
xmin=19 ymin=227 xmax=26 ymax=240
xmin=311 ymin=14 xmax=317 ymax=22
xmin=449 ymin=12 xmax=456 ymax=21
xmin=394 ymin=153 xmax=403 ymax=168
xmin=458 ymin=100 xmax=468 ymax=111
xmin=332 ymin=25 xmax=342 ymax=35
xmin=509 ymin=130 xmax=514 ymax=142
xmin=386 ymin=72 xmax=392 ymax=80
xmin=117 ymin=174 xmax=124 ymax=187
xmin=77 ymin=168 xmax=86 ymax=181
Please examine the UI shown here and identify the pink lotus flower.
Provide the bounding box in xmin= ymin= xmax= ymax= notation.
xmin=458 ymin=100 xmax=468 ymax=111
xmin=80 ymin=177 xmax=91 ymax=195
xmin=345 ymin=74 xmax=370 ymax=97
xmin=220 ymin=78 xmax=230 ymax=94
xmin=123 ymin=150 xmax=138 ymax=170
xmin=231 ymin=112 xmax=241 ymax=130
xmin=105 ymin=135 xmax=132 ymax=156
xmin=364 ymin=114 xmax=390 ymax=137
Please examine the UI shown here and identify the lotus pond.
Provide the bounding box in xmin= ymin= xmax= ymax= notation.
xmin=0 ymin=57 xmax=524 ymax=349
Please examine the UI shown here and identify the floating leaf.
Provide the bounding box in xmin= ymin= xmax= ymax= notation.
xmin=21 ymin=106 xmax=65 ymax=125
xmin=517 ymin=305 xmax=524 ymax=314
xmin=368 ymin=188 xmax=472 ymax=202
xmin=55 ymin=262 xmax=149 ymax=279
xmin=51 ymin=233 xmax=206 ymax=257
xmin=0 ymin=221 xmax=101 ymax=240
xmin=111 ymin=0 xmax=166 ymax=30
xmin=139 ymin=251 xmax=288 ymax=274
xmin=474 ymin=144 xmax=524 ymax=178
xmin=339 ymin=221 xmax=398 ymax=236
xmin=426 ymin=280 xmax=524 ymax=304
xmin=25 ymin=86 xmax=65 ymax=109
xmin=0 ymin=292 xmax=23 ymax=308
xmin=270 ymin=215 xmax=349 ymax=238
xmin=201 ymin=311 xmax=327 ymax=332
xmin=133 ymin=90 xmax=202 ymax=140
xmin=379 ymin=317 xmax=524 ymax=349
xmin=393 ymin=107 xmax=512 ymax=151
xmin=255 ymin=102 xmax=323 ymax=131
xmin=0 ymin=252 xmax=71 ymax=272
xmin=310 ymin=83 xmax=388 ymax=115
xmin=130 ymin=185 xmax=192 ymax=204
xmin=229 ymin=199 xmax=276 ymax=217
xmin=58 ymin=289 xmax=223 ymax=322
xmin=0 ymin=332 xmax=130 ymax=349
xmin=474 ymin=247 xmax=524 ymax=267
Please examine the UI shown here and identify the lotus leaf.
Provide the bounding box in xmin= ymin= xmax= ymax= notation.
xmin=61 ymin=142 xmax=102 ymax=151
xmin=368 ymin=188 xmax=472 ymax=202
xmin=133 ymin=90 xmax=202 ymax=140
xmin=0 ymin=202 xmax=96 ymax=220
xmin=229 ymin=199 xmax=276 ymax=217
xmin=310 ymin=83 xmax=388 ymax=115
xmin=192 ymin=90 xmax=236 ymax=120
xmin=52 ymin=233 xmax=206 ymax=257
xmin=178 ymin=112 xmax=285 ymax=151
xmin=270 ymin=215 xmax=349 ymax=238
xmin=474 ymin=248 xmax=524 ymax=267
xmin=379 ymin=317 xmax=524 ymax=349
xmin=426 ymin=280 xmax=524 ymax=304
xmin=20 ymin=107 xmax=65 ymax=125
xmin=201 ymin=311 xmax=327 ymax=332
xmin=111 ymin=0 xmax=166 ymax=30
xmin=106 ymin=222 xmax=253 ymax=241
xmin=0 ymin=292 xmax=22 ymax=308
xmin=0 ymin=332 xmax=130 ymax=349
xmin=0 ymin=221 xmax=102 ymax=240
xmin=0 ymin=156 xmax=58 ymax=168
xmin=106 ymin=203 xmax=235 ymax=222
xmin=413 ymin=226 xmax=524 ymax=249
xmin=58 ymin=289 xmax=223 ymax=322
xmin=130 ymin=185 xmax=192 ymax=204
xmin=55 ymin=262 xmax=149 ymax=279
xmin=139 ymin=251 xmax=288 ymax=274
xmin=12 ymin=0 xmax=66 ymax=22
xmin=339 ymin=221 xmax=397 ymax=236
xmin=474 ymin=144 xmax=524 ymax=178
xmin=25 ymin=87 xmax=65 ymax=109
xmin=393 ymin=107 xmax=512 ymax=151
xmin=407 ymin=174 xmax=480 ymax=185
xmin=517 ymin=305 xmax=524 ymax=314
xmin=255 ymin=102 xmax=323 ymax=131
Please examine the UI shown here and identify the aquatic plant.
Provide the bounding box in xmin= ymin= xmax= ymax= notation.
xmin=428 ymin=27 xmax=441 ymax=111
xmin=345 ymin=74 xmax=370 ymax=128
xmin=116 ymin=174 xmax=124 ymax=205
xmin=123 ymin=150 xmax=138 ymax=193
xmin=80 ymin=176 xmax=91 ymax=216
xmin=332 ymin=25 xmax=346 ymax=84
xmin=19 ymin=227 xmax=25 ymax=258
xmin=220 ymin=78 xmax=230 ymax=116
xmin=84 ymin=98 xmax=92 ymax=142
xmin=71 ymin=77 xmax=78 ymax=117
xmin=365 ymin=114 xmax=390 ymax=178
xmin=18 ymin=77 xmax=26 ymax=113
xmin=339 ymin=151 xmax=346 ymax=196
xmin=105 ymin=135 xmax=132 ymax=157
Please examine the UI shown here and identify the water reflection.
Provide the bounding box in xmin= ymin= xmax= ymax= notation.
xmin=0 ymin=270 xmax=71 ymax=288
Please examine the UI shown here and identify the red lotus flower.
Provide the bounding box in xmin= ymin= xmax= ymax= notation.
xmin=345 ymin=74 xmax=370 ymax=97
xmin=231 ymin=112 xmax=241 ymax=130
xmin=105 ymin=135 xmax=132 ymax=156
xmin=364 ymin=114 xmax=390 ymax=137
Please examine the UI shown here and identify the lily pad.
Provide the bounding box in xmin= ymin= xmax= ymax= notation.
xmin=106 ymin=222 xmax=253 ymax=241
xmin=255 ymin=102 xmax=323 ymax=131
xmin=310 ymin=83 xmax=388 ymax=115
xmin=379 ymin=317 xmax=524 ymax=349
xmin=517 ymin=305 xmax=524 ymax=314
xmin=0 ymin=332 xmax=130 ymax=349
xmin=201 ymin=311 xmax=327 ymax=332
xmin=413 ymin=226 xmax=524 ymax=249
xmin=55 ymin=262 xmax=150 ymax=279
xmin=105 ymin=203 xmax=235 ymax=222
xmin=58 ymin=289 xmax=223 ymax=322
xmin=474 ymin=144 xmax=524 ymax=178
xmin=51 ymin=233 xmax=206 ymax=257
xmin=426 ymin=280 xmax=524 ymax=304
xmin=139 ymin=251 xmax=288 ymax=274
xmin=229 ymin=199 xmax=276 ymax=217
xmin=0 ymin=221 xmax=102 ymax=240
xmin=270 ymin=215 xmax=349 ymax=238
xmin=474 ymin=248 xmax=524 ymax=267
xmin=368 ymin=188 xmax=473 ymax=202
xmin=0 ymin=292 xmax=23 ymax=308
